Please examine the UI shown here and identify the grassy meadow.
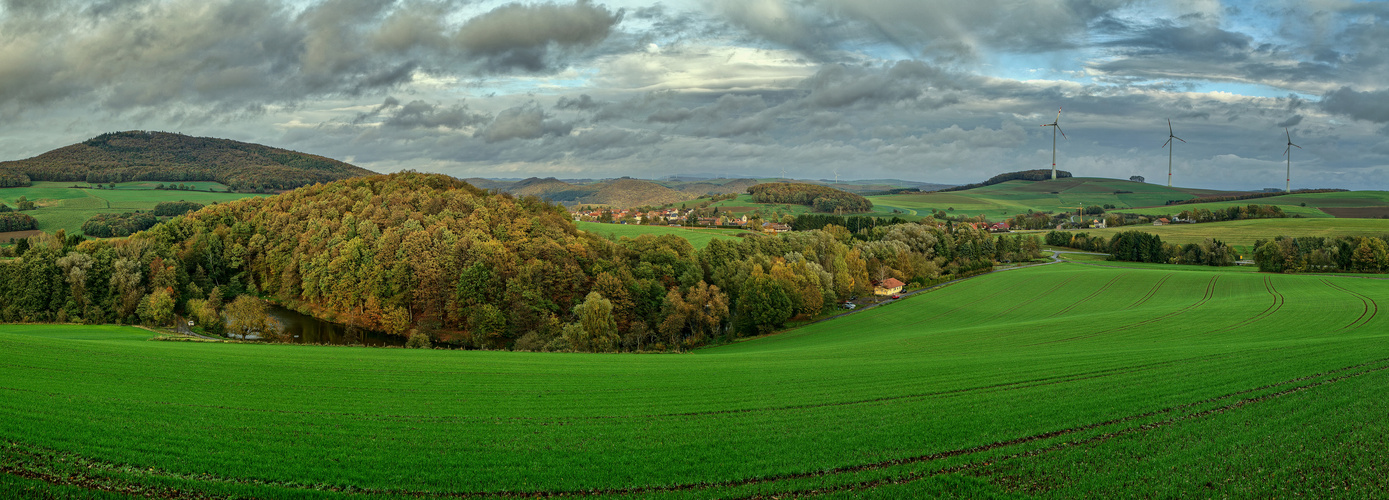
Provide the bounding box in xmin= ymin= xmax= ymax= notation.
xmin=576 ymin=221 xmax=752 ymax=249
xmin=4 ymin=262 xmax=1388 ymax=497
xmin=1108 ymin=190 xmax=1389 ymax=220
xmin=0 ymin=181 xmax=269 ymax=235
xmin=1053 ymin=218 xmax=1389 ymax=256
xmin=866 ymin=177 xmax=1216 ymax=220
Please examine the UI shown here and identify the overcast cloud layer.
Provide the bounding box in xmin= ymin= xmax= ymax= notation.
xmin=2 ymin=0 xmax=1387 ymax=190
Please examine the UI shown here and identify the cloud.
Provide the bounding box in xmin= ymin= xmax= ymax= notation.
xmin=0 ymin=0 xmax=626 ymax=117
xmin=383 ymin=100 xmax=491 ymax=130
xmin=1320 ymin=87 xmax=1389 ymax=123
xmin=1276 ymin=115 xmax=1303 ymax=128
xmin=710 ymin=0 xmax=1135 ymax=60
xmin=455 ymin=0 xmax=623 ymax=72
xmin=478 ymin=106 xmax=573 ymax=142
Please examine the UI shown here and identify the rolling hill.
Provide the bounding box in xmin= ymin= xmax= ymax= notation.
xmin=0 ymin=131 xmax=374 ymax=192
xmin=477 ymin=176 xmax=727 ymax=208
xmin=868 ymin=177 xmax=1232 ymax=220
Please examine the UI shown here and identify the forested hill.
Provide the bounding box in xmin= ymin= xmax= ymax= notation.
xmin=747 ymin=182 xmax=873 ymax=212
xmin=0 ymin=131 xmax=374 ymax=191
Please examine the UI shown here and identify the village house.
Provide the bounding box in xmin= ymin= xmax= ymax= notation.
xmin=762 ymin=222 xmax=791 ymax=233
xmin=873 ymin=278 xmax=905 ymax=296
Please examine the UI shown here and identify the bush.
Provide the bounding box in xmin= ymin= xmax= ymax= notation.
xmin=405 ymin=331 xmax=433 ymax=349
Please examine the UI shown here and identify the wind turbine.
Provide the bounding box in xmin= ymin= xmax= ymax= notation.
xmin=1041 ymin=107 xmax=1067 ymax=180
xmin=1282 ymin=128 xmax=1301 ymax=193
xmin=1161 ymin=119 xmax=1185 ymax=188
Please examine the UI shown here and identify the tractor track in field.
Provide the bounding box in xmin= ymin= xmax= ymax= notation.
xmin=979 ymin=275 xmax=1079 ymax=324
xmin=729 ymin=359 xmax=1389 ymax=500
xmin=1046 ymin=272 xmax=1130 ymax=319
xmin=1320 ymin=279 xmax=1379 ymax=332
xmin=1030 ymin=275 xmax=1220 ymax=346
xmin=1194 ymin=275 xmax=1285 ymax=338
xmin=10 ymin=357 xmax=1388 ymax=500
xmin=0 ymin=353 xmax=1235 ymax=426
xmin=1126 ymin=273 xmax=1173 ymax=309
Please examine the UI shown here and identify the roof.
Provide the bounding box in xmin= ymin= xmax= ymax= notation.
xmin=875 ymin=278 xmax=906 ymax=289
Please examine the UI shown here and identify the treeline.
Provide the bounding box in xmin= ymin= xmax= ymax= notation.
xmin=1164 ymin=189 xmax=1346 ymax=206
xmin=1046 ymin=230 xmax=1235 ymax=266
xmin=1174 ymin=205 xmax=1287 ymax=222
xmin=747 ymin=183 xmax=873 ymax=213
xmin=938 ymin=169 xmax=1072 ymax=193
xmin=1253 ymin=236 xmax=1389 ymax=273
xmin=0 ymin=213 xmax=37 ymax=232
xmin=0 ymin=131 xmax=373 ymax=192
xmin=791 ymin=214 xmax=910 ymax=233
xmin=0 ymin=170 xmax=30 ymax=187
xmin=0 ymin=173 xmax=1045 ymax=352
xmin=152 ymin=201 xmax=204 ymax=217
xmin=81 ymin=212 xmax=158 ymax=238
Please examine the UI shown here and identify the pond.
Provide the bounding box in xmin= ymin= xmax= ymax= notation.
xmin=264 ymin=305 xmax=405 ymax=347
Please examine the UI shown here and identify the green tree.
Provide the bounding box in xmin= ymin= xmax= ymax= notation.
xmin=569 ymin=291 xmax=620 ymax=352
xmin=141 ymin=288 xmax=175 ymax=326
xmin=736 ymin=269 xmax=792 ymax=335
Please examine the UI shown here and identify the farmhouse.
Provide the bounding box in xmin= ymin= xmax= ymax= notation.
xmin=873 ymin=278 xmax=905 ymax=296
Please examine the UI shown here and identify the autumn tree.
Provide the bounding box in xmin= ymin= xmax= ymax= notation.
xmin=225 ymin=295 xmax=272 ymax=340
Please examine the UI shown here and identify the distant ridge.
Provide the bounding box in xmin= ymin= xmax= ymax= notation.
xmin=0 ymin=131 xmax=374 ymax=192
xmin=937 ymin=169 xmax=1073 ymax=192
xmin=476 ymin=176 xmax=758 ymax=208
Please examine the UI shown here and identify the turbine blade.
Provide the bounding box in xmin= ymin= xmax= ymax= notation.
xmin=1173 ymin=136 xmax=1186 ymax=143
xmin=1162 ymin=139 xmax=1171 ymax=148
xmin=1056 ymin=125 xmax=1067 ymax=139
xmin=1168 ymin=119 xmax=1173 ymax=134
xmin=1292 ymin=143 xmax=1302 ymax=149
xmin=1057 ymin=107 xmax=1063 ymax=121
xmin=1286 ymin=128 xmax=1291 ymax=141
xmin=1283 ymin=146 xmax=1290 ymax=157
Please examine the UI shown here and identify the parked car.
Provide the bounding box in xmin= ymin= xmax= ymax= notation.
xmin=841 ymin=303 xmax=857 ymax=310
xmin=890 ymin=294 xmax=901 ymax=299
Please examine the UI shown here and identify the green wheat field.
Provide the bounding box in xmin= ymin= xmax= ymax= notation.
xmin=3 ymin=261 xmax=1387 ymax=498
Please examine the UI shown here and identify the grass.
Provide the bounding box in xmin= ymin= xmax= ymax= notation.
xmin=1059 ymin=218 xmax=1389 ymax=256
xmin=866 ymin=177 xmax=1212 ymax=220
xmin=3 ymin=263 xmax=1388 ymax=497
xmin=576 ymin=221 xmax=752 ymax=249
xmin=0 ymin=181 xmax=269 ymax=235
xmin=1110 ymin=190 xmax=1389 ymax=219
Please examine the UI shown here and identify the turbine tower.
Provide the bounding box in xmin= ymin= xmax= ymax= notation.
xmin=1282 ymin=128 xmax=1301 ymax=193
xmin=1161 ymin=119 xmax=1185 ymax=188
xmin=1041 ymin=107 xmax=1067 ymax=180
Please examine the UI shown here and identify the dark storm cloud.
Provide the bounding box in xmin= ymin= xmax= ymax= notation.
xmin=383 ymin=100 xmax=492 ymax=130
xmin=456 ymin=0 xmax=623 ymax=72
xmin=1320 ymin=87 xmax=1389 ymax=124
xmin=0 ymin=0 xmax=624 ymax=116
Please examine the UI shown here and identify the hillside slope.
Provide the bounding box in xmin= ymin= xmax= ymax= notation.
xmin=484 ymin=177 xmax=704 ymax=207
xmin=869 ymin=177 xmax=1227 ymax=220
xmin=0 ymin=131 xmax=374 ymax=192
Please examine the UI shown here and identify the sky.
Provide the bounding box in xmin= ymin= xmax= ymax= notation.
xmin=1 ymin=0 xmax=1388 ymax=190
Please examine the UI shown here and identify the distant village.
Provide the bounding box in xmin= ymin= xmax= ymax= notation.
xmin=570 ymin=207 xmax=792 ymax=233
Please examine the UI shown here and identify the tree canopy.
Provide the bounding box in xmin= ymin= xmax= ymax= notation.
xmin=746 ymin=183 xmax=873 ymax=213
